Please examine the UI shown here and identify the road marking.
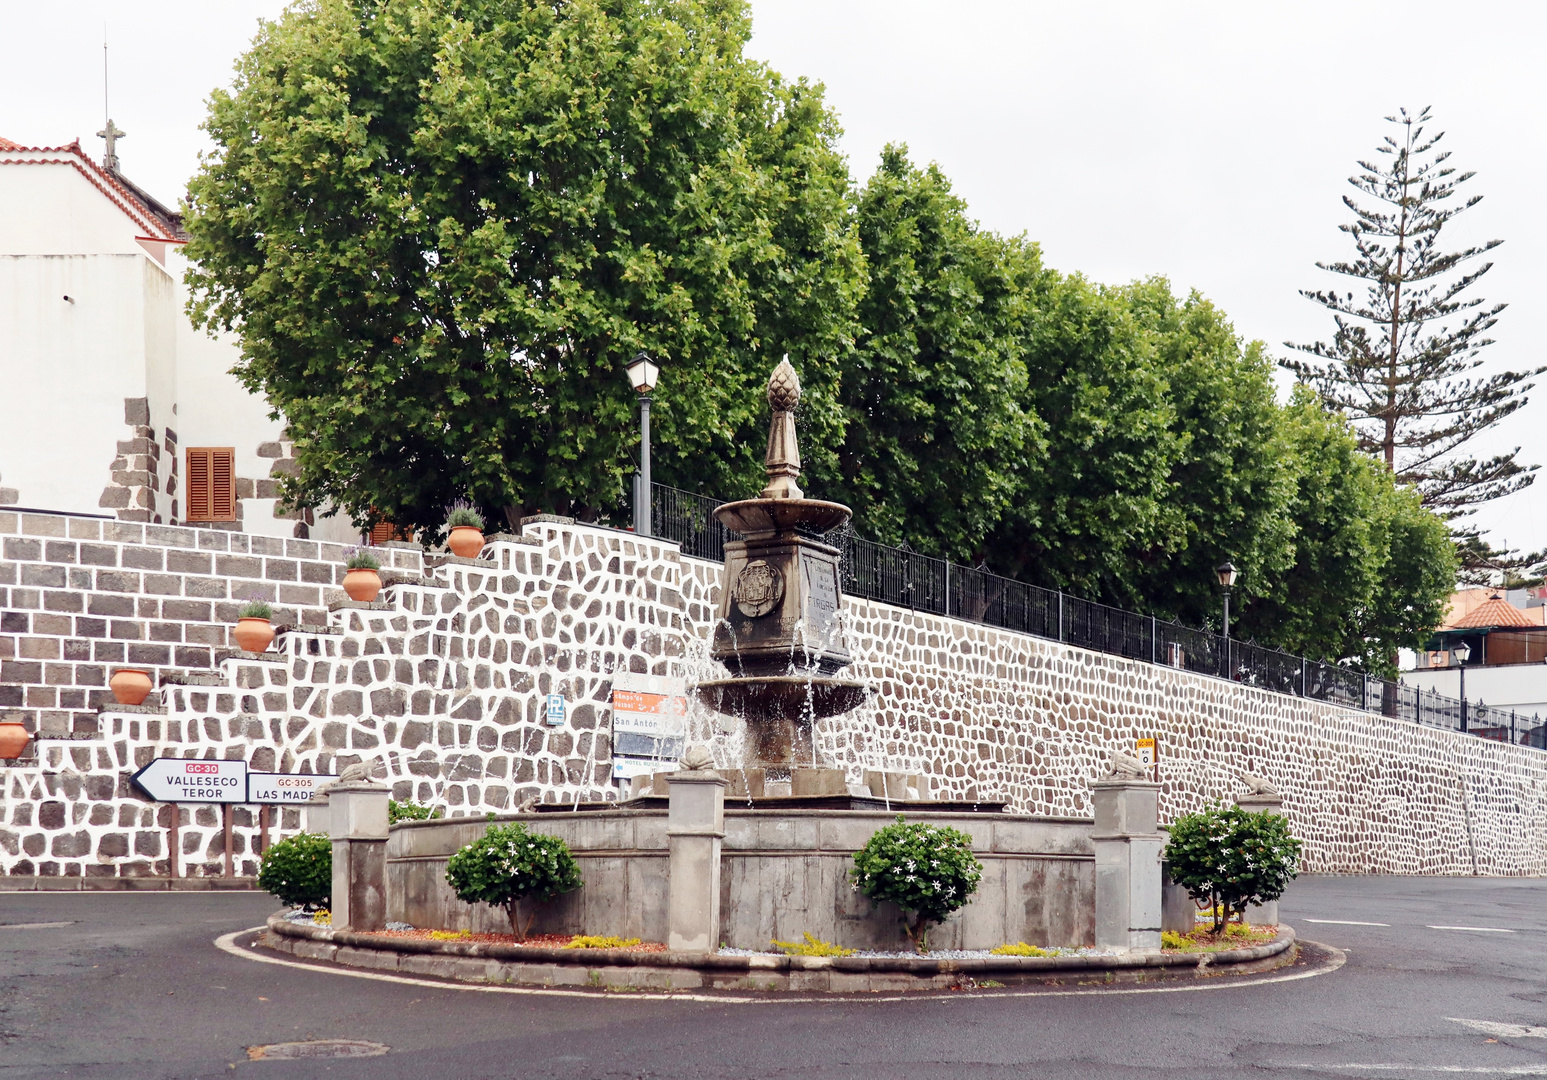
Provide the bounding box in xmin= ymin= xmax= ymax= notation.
xmin=1449 ymin=1018 xmax=1547 ymax=1038
xmin=1271 ymin=1066 xmax=1547 ymax=1075
xmin=1303 ymin=919 xmax=1389 ymax=926
xmin=215 ymin=928 xmax=1345 ymax=1005
xmin=0 ymin=921 xmax=74 ymax=930
xmin=1427 ymin=925 xmax=1516 ymax=933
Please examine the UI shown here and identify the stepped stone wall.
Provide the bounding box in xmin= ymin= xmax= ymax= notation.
xmin=2 ymin=511 xmax=1546 ymax=879
xmin=0 ymin=509 xmax=422 ymax=740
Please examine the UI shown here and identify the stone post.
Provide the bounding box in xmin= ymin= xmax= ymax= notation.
xmin=1236 ymin=792 xmax=1285 ymax=926
xmin=328 ymin=781 xmax=389 ymax=932
xmin=1091 ymin=778 xmax=1163 ymax=952
xmin=666 ymin=762 xmax=727 ymax=952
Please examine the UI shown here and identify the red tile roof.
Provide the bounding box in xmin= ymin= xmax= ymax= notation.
xmin=1454 ymin=595 xmax=1536 ymax=630
xmin=0 ymin=137 xmax=186 ymax=240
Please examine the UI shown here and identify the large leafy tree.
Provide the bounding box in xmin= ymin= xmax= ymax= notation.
xmin=987 ymin=271 xmax=1180 ymax=596
xmin=1236 ymin=390 xmax=1454 ymax=672
xmin=1284 ymin=107 xmax=1542 ymax=575
xmin=818 ymin=146 xmax=1038 ymax=564
xmin=184 ymin=0 xmax=863 ymax=535
xmin=1120 ymin=282 xmax=1297 ymax=628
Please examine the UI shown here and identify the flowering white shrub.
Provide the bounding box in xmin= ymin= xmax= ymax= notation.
xmin=850 ymin=815 xmax=983 ymax=953
xmin=445 ymin=823 xmax=582 ymax=939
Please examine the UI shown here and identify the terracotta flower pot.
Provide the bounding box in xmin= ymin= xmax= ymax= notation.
xmin=448 ymin=526 xmax=485 ymax=559
xmin=0 ymin=722 xmax=30 ymax=760
xmin=109 ymin=668 xmax=153 ymax=706
xmin=343 ymin=567 xmax=382 ymax=602
xmin=233 ymin=616 xmax=275 ymax=653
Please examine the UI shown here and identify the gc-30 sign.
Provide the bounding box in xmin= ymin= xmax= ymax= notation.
xmin=131 ymin=758 xmax=248 ymax=803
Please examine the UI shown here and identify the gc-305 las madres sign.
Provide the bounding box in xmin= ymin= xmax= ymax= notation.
xmin=131 ymin=758 xmax=247 ymax=803
xmin=247 ymin=772 xmax=338 ymax=804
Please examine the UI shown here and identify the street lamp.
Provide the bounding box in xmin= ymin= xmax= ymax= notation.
xmin=1215 ymin=561 xmax=1239 ymax=639
xmin=1454 ymin=639 xmax=1471 ymax=733
xmin=626 ymin=352 xmax=659 ymax=537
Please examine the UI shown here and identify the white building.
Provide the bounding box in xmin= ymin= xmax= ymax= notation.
xmin=0 ymin=132 xmax=355 ymax=543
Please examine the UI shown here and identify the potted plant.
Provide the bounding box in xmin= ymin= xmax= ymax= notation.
xmin=233 ymin=598 xmax=276 ymax=653
xmin=109 ymin=668 xmax=154 ymax=706
xmin=0 ymin=720 xmax=30 ymax=760
xmin=446 ymin=505 xmax=486 ymax=559
xmin=342 ymin=548 xmax=383 ymax=602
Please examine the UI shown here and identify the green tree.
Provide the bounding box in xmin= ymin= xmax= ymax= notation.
xmin=1236 ymin=390 xmax=1455 ymax=672
xmin=818 ymin=146 xmax=1037 ymax=564
xmin=1285 ymin=107 xmax=1542 ymax=579
xmin=185 ymin=0 xmax=863 ymax=536
xmin=989 ymin=272 xmax=1180 ymax=597
xmin=1120 ymin=282 xmax=1297 ymax=628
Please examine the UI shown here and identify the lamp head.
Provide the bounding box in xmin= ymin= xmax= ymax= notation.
xmin=1215 ymin=560 xmax=1239 ymax=589
xmin=626 ymin=352 xmax=659 ymax=395
xmin=1453 ymin=641 xmax=1471 ymax=665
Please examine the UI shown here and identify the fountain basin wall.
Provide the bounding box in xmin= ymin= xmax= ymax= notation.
xmin=388 ymin=810 xmax=1096 ymax=950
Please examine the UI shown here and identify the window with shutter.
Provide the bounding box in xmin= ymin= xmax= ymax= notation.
xmin=186 ymin=448 xmax=237 ymax=522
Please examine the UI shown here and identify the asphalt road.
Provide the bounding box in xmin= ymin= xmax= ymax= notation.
xmin=2 ymin=875 xmax=1546 ymax=1079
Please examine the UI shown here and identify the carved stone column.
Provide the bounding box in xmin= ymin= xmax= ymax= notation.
xmin=666 ymin=756 xmax=728 ymax=952
xmin=1091 ymin=777 xmax=1163 ymax=952
xmin=328 ymin=781 xmax=389 ymax=932
xmin=1235 ymin=792 xmax=1286 ymax=926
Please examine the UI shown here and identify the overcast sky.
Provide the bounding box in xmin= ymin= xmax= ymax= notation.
xmin=4 ymin=0 xmax=1541 ymax=560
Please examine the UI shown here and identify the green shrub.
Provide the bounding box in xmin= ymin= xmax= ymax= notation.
xmin=345 ymin=548 xmax=381 ymax=571
xmin=388 ymin=799 xmax=441 ymax=825
xmin=238 ymin=599 xmax=273 ymax=620
xmin=257 ymin=831 xmax=331 ymax=909
xmin=447 ymin=506 xmax=485 ymax=530
xmin=771 ymin=932 xmax=855 ymax=957
xmin=850 ymin=814 xmax=983 ymax=953
xmin=445 ymin=823 xmax=582 ymax=940
xmin=1164 ymin=804 xmax=1302 ymax=933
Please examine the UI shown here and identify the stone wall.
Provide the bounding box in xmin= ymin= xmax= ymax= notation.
xmin=0 ymin=508 xmax=422 ymax=739
xmin=2 ymin=511 xmax=1546 ymax=879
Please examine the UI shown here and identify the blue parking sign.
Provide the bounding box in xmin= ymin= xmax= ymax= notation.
xmin=546 ymin=693 xmax=566 ymax=726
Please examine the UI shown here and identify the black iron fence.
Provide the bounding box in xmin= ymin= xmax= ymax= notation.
xmin=649 ymin=483 xmax=1544 ymax=750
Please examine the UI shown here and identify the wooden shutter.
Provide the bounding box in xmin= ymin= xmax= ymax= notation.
xmin=185 ymin=450 xmax=211 ymax=521
xmin=185 ymin=448 xmax=236 ymax=522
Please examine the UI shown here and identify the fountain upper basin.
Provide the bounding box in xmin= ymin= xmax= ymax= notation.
xmin=713 ymin=498 xmax=852 ymax=537
xmin=693 ymin=675 xmax=869 ymax=722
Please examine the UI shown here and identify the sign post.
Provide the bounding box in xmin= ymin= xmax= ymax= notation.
xmin=132 ymin=760 xmax=338 ymax=878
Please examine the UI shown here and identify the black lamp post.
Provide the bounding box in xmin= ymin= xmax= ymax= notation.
xmin=626 ymin=352 xmax=659 ymax=537
xmin=1215 ymin=561 xmax=1239 ymax=638
xmin=1454 ymin=639 xmax=1471 ymax=733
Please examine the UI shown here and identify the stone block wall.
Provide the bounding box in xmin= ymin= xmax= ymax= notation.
xmin=2 ymin=512 xmax=1547 ymax=879
xmin=0 ymin=509 xmax=422 ymax=739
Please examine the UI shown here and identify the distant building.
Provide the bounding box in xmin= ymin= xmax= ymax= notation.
xmin=0 ymin=132 xmax=355 ymax=543
xmin=1405 ymin=588 xmax=1547 ymax=725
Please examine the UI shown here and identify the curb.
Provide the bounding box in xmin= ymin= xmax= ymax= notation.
xmin=260 ymin=916 xmax=1297 ymax=993
xmin=0 ymin=876 xmax=259 ymax=892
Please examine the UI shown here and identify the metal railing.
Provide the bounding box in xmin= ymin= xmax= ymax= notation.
xmin=648 ymin=482 xmax=1544 ymax=750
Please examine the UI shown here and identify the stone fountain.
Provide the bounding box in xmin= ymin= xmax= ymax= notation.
xmin=692 ymin=358 xmax=869 ymax=781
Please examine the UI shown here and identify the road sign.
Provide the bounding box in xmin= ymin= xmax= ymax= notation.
xmin=131 ymin=758 xmax=247 ymax=803
xmin=545 ymin=693 xmax=567 ymax=726
xmin=1135 ymin=738 xmax=1157 ymax=768
xmin=248 ymin=772 xmax=338 ymax=804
